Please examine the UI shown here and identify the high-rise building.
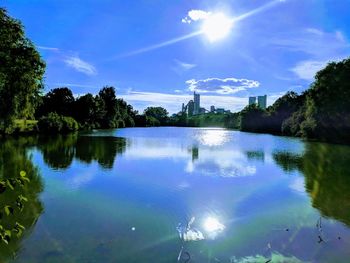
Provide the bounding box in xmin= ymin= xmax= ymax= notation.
xmin=249 ymin=96 xmax=256 ymax=105
xmin=187 ymin=100 xmax=194 ymax=116
xmin=193 ymin=92 xmax=200 ymax=115
xmin=258 ymin=95 xmax=267 ymax=109
xmin=210 ymin=105 xmax=215 ymax=112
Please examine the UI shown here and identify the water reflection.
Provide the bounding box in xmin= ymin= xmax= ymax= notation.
xmin=273 ymin=142 xmax=350 ymax=226
xmin=36 ymin=135 xmax=127 ymax=170
xmin=0 ymin=138 xmax=44 ymax=262
xmin=196 ymin=128 xmax=229 ymax=146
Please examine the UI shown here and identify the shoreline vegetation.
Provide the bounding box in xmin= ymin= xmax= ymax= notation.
xmin=1 ymin=8 xmax=349 ymax=145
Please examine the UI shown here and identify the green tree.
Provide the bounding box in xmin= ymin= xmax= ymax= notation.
xmin=240 ymin=104 xmax=266 ymax=132
xmin=0 ymin=8 xmax=45 ymax=132
xmin=300 ymin=59 xmax=350 ymax=142
xmin=144 ymin=107 xmax=169 ymax=126
xmin=36 ymin=87 xmax=75 ymax=118
xmin=98 ymin=86 xmax=118 ymax=128
xmin=0 ymin=138 xmax=44 ymax=260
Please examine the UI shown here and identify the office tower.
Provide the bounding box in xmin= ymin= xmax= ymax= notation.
xmin=194 ymin=92 xmax=200 ymax=115
xmin=249 ymin=96 xmax=256 ymax=105
xmin=188 ymin=100 xmax=194 ymax=116
xmin=258 ymin=95 xmax=267 ymax=109
xmin=210 ymin=106 xmax=215 ymax=112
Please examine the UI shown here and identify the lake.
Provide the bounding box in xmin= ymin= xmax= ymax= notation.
xmin=1 ymin=127 xmax=350 ymax=262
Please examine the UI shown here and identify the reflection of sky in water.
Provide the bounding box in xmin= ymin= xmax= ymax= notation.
xmin=21 ymin=128 xmax=350 ymax=263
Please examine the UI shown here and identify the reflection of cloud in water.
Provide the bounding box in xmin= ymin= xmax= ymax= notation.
xmin=289 ymin=176 xmax=306 ymax=195
xmin=186 ymin=150 xmax=256 ymax=177
xmin=125 ymin=138 xmax=257 ymax=178
xmin=67 ymin=165 xmax=99 ymax=189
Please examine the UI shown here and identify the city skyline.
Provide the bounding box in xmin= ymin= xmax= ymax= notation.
xmin=3 ymin=0 xmax=350 ymax=113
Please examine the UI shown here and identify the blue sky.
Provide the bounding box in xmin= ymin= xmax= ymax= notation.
xmin=3 ymin=0 xmax=350 ymax=113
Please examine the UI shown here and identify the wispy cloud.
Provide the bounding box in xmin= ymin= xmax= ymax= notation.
xmin=182 ymin=10 xmax=211 ymax=24
xmin=50 ymin=83 xmax=97 ymax=89
xmin=174 ymin=59 xmax=196 ymax=70
xmin=270 ymin=28 xmax=349 ymax=80
xmin=172 ymin=59 xmax=196 ymax=75
xmin=64 ymin=55 xmax=97 ymax=75
xmin=186 ymin=77 xmax=260 ymax=95
xmin=37 ymin=45 xmax=59 ymax=51
xmin=291 ymin=59 xmax=340 ymax=81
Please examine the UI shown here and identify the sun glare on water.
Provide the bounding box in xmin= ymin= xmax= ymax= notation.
xmin=203 ymin=217 xmax=225 ymax=233
xmin=201 ymin=13 xmax=233 ymax=42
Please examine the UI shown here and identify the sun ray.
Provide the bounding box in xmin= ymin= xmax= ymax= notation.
xmin=113 ymin=0 xmax=287 ymax=58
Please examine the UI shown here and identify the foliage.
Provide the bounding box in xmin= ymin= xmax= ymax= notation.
xmin=223 ymin=58 xmax=350 ymax=144
xmin=36 ymin=87 xmax=74 ymax=118
xmin=0 ymin=138 xmax=43 ymax=260
xmin=0 ymin=8 xmax=45 ymax=132
xmin=143 ymin=107 xmax=169 ymax=126
xmin=37 ymin=112 xmax=79 ymax=133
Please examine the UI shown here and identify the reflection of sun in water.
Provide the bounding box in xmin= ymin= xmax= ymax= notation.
xmin=201 ymin=13 xmax=233 ymax=42
xmin=198 ymin=129 xmax=229 ymax=146
xmin=203 ymin=217 xmax=225 ymax=233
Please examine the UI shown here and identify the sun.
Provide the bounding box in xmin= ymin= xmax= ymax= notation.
xmin=201 ymin=13 xmax=233 ymax=42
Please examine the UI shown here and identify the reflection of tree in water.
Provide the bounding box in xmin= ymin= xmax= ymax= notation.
xmin=273 ymin=143 xmax=350 ymax=226
xmin=37 ymin=135 xmax=127 ymax=170
xmin=0 ymin=138 xmax=44 ymax=261
xmin=75 ymin=136 xmax=127 ymax=169
xmin=38 ymin=134 xmax=77 ymax=169
xmin=246 ymin=151 xmax=265 ymax=162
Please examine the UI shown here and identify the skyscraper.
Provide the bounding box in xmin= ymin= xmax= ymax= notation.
xmin=188 ymin=100 xmax=194 ymax=116
xmin=258 ymin=95 xmax=267 ymax=109
xmin=249 ymin=96 xmax=256 ymax=105
xmin=193 ymin=92 xmax=200 ymax=115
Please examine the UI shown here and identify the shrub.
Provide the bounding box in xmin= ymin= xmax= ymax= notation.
xmin=37 ymin=112 xmax=79 ymax=133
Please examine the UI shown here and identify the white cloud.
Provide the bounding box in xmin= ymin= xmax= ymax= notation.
xmin=37 ymin=46 xmax=59 ymax=51
xmin=182 ymin=10 xmax=211 ymax=23
xmin=291 ymin=60 xmax=334 ymax=81
xmin=172 ymin=59 xmax=197 ymax=75
xmin=64 ymin=55 xmax=97 ymax=75
xmin=271 ymin=28 xmax=348 ymax=58
xmin=270 ymin=28 xmax=349 ymax=80
xmin=174 ymin=59 xmax=196 ymax=70
xmin=186 ymin=77 xmax=260 ymax=95
xmin=50 ymin=83 xmax=97 ymax=89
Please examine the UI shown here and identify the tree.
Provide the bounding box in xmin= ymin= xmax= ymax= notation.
xmin=0 ymin=8 xmax=45 ymax=132
xmin=36 ymin=87 xmax=75 ymax=117
xmin=73 ymin=93 xmax=99 ymax=126
xmin=300 ymin=58 xmax=350 ymax=142
xmin=97 ymin=86 xmax=118 ymax=128
xmin=240 ymin=104 xmax=266 ymax=132
xmin=144 ymin=107 xmax=169 ymax=126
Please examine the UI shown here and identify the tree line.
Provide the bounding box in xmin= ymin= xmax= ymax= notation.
xmin=224 ymin=58 xmax=350 ymax=144
xmin=1 ymin=7 xmax=350 ymax=143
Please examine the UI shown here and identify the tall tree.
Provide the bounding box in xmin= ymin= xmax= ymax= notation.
xmin=98 ymin=86 xmax=118 ymax=127
xmin=0 ymin=8 xmax=45 ymax=132
xmin=36 ymin=87 xmax=75 ymax=117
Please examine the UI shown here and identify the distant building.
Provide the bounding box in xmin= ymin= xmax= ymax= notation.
xmin=193 ymin=92 xmax=200 ymax=115
xmin=258 ymin=95 xmax=267 ymax=109
xmin=210 ymin=106 xmax=215 ymax=112
xmin=249 ymin=96 xmax=256 ymax=105
xmin=216 ymin=108 xmax=225 ymax=114
xmin=188 ymin=100 xmax=194 ymax=116
xmin=199 ymin=107 xmax=206 ymax=114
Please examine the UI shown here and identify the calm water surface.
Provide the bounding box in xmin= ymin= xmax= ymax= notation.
xmin=1 ymin=127 xmax=350 ymax=262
